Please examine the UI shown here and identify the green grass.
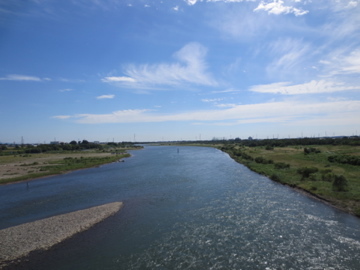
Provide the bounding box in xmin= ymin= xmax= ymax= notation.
xmin=0 ymin=153 xmax=130 ymax=185
xmin=219 ymin=144 xmax=360 ymax=217
xmin=40 ymin=155 xmax=130 ymax=174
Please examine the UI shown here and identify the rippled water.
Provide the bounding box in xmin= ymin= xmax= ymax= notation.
xmin=1 ymin=145 xmax=360 ymax=269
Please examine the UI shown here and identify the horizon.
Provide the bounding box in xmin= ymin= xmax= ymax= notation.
xmin=1 ymin=134 xmax=359 ymax=145
xmin=1 ymin=0 xmax=359 ymax=143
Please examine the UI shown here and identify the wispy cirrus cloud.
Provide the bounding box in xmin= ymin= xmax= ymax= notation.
xmin=53 ymin=115 xmax=72 ymax=120
xmin=102 ymin=42 xmax=218 ymax=90
xmin=0 ymin=74 xmax=50 ymax=81
xmin=321 ymin=48 xmax=360 ymax=76
xmin=265 ymin=38 xmax=312 ymax=80
xmin=96 ymin=94 xmax=115 ymax=99
xmin=250 ymin=80 xmax=358 ymax=95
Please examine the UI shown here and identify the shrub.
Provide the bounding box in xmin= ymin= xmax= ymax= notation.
xmin=297 ymin=167 xmax=319 ymax=179
xmin=274 ymin=162 xmax=290 ymax=169
xmin=332 ymin=175 xmax=348 ymax=192
xmin=255 ymin=156 xmax=273 ymax=164
xmin=265 ymin=145 xmax=274 ymax=150
xmin=304 ymin=147 xmax=321 ymax=155
xmin=270 ymin=174 xmax=281 ymax=182
xmin=328 ymin=155 xmax=360 ymax=166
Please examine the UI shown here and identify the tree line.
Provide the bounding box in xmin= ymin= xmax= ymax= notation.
xmin=0 ymin=141 xmax=137 ymax=155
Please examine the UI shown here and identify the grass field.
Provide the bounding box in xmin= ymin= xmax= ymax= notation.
xmin=0 ymin=151 xmax=130 ymax=185
xmin=218 ymin=144 xmax=360 ymax=216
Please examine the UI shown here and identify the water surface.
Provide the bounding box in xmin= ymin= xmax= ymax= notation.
xmin=1 ymin=146 xmax=359 ymax=269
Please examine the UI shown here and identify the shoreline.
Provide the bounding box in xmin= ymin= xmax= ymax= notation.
xmin=0 ymin=153 xmax=132 ymax=186
xmin=224 ymin=152 xmax=359 ymax=218
xmin=0 ymin=202 xmax=123 ymax=269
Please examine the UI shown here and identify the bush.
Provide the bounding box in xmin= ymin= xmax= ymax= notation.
xmin=274 ymin=162 xmax=290 ymax=169
xmin=255 ymin=156 xmax=273 ymax=164
xmin=270 ymin=174 xmax=281 ymax=182
xmin=328 ymin=155 xmax=360 ymax=166
xmin=297 ymin=167 xmax=319 ymax=179
xmin=304 ymin=147 xmax=321 ymax=154
xmin=332 ymin=175 xmax=348 ymax=192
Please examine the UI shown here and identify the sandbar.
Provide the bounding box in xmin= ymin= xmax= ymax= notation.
xmin=0 ymin=201 xmax=123 ymax=269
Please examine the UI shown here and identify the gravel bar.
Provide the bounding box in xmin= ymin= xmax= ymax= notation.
xmin=0 ymin=202 xmax=123 ymax=268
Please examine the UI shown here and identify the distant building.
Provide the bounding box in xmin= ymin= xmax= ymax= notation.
xmin=50 ymin=141 xmax=60 ymax=145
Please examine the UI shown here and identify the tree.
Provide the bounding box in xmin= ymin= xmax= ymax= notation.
xmin=332 ymin=175 xmax=348 ymax=192
xmin=70 ymin=140 xmax=77 ymax=145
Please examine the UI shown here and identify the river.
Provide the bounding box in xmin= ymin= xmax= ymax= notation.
xmin=0 ymin=145 xmax=359 ymax=269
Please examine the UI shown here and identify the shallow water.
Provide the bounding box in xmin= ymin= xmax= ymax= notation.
xmin=1 ymin=145 xmax=359 ymax=269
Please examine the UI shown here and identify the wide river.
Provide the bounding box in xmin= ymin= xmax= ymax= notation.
xmin=1 ymin=145 xmax=360 ymax=269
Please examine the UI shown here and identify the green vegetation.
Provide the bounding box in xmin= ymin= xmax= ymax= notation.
xmin=0 ymin=153 xmax=130 ymax=185
xmin=218 ymin=143 xmax=360 ymax=217
xmin=0 ymin=140 xmax=139 ymax=156
xmin=0 ymin=140 xmax=141 ymax=185
xmin=39 ymin=154 xmax=130 ymax=175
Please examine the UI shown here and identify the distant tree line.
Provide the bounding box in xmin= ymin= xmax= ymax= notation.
xmin=0 ymin=140 xmax=138 ymax=155
xmin=180 ymin=136 xmax=360 ymax=147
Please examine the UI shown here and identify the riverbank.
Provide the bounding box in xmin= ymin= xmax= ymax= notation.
xmin=0 ymin=151 xmax=131 ymax=185
xmin=218 ymin=144 xmax=360 ymax=217
xmin=0 ymin=202 xmax=123 ymax=269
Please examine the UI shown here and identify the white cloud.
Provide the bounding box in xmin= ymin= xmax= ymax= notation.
xmin=103 ymin=42 xmax=217 ymax=90
xmin=0 ymin=74 xmax=46 ymax=81
xmin=184 ymin=0 xmax=255 ymax=4
xmin=319 ymin=48 xmax=360 ymax=77
xmin=54 ymin=100 xmax=360 ymax=126
xmin=263 ymin=38 xmax=313 ymax=80
xmin=59 ymin=88 xmax=73 ymax=92
xmin=250 ymin=80 xmax=358 ymax=94
xmin=101 ymin=76 xmax=136 ymax=83
xmin=347 ymin=1 xmax=358 ymax=8
xmin=96 ymin=94 xmax=115 ymax=99
xmin=201 ymin=98 xmax=224 ymax=102
xmin=52 ymin=115 xmax=72 ymax=120
xmin=333 ymin=49 xmax=360 ymax=75
xmin=211 ymin=88 xmax=241 ymax=94
xmin=254 ymin=0 xmax=308 ymax=16
xmin=185 ymin=0 xmax=198 ymax=5
xmin=215 ymin=103 xmax=238 ymax=108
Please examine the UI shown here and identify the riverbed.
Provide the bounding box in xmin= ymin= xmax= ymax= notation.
xmin=0 ymin=145 xmax=359 ymax=269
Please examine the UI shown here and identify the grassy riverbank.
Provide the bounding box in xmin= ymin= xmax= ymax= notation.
xmin=218 ymin=144 xmax=360 ymax=217
xmin=0 ymin=151 xmax=131 ymax=185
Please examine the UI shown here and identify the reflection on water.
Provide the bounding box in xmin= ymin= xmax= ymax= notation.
xmin=0 ymin=146 xmax=359 ymax=269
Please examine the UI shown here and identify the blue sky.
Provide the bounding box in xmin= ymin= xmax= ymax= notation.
xmin=1 ymin=0 xmax=359 ymax=143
